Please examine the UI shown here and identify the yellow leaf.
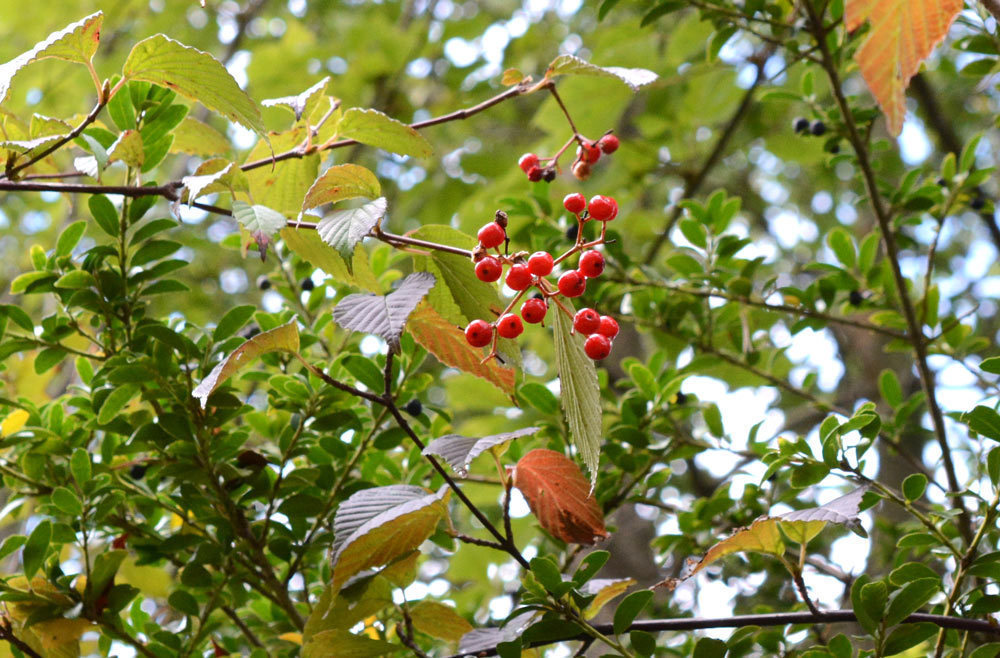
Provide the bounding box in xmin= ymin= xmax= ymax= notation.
xmin=845 ymin=0 xmax=961 ymax=136
xmin=581 ymin=578 xmax=635 ymax=619
xmin=1 ymin=409 xmax=29 ymax=436
xmin=278 ymin=632 xmax=303 ymax=645
xmin=408 ymin=600 xmax=473 ymax=643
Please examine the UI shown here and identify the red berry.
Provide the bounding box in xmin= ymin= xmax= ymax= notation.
xmin=527 ymin=166 xmax=543 ymax=182
xmin=505 ymin=263 xmax=533 ymax=291
xmin=478 ymin=222 xmax=506 ymax=249
xmin=588 ymin=195 xmax=616 ymax=222
xmin=599 ymin=134 xmax=620 ymax=154
xmin=598 ymin=315 xmax=619 ymax=338
xmin=563 ymin=193 xmax=586 ymax=214
xmin=527 ymin=251 xmax=554 ymax=276
xmin=518 ymin=153 xmax=539 ymax=173
xmin=577 ymin=142 xmax=601 ymax=164
xmin=578 ymin=250 xmax=605 ymax=278
xmin=584 ymin=334 xmax=612 ymax=360
xmin=521 ymin=298 xmax=548 ymax=324
xmin=573 ymin=308 xmax=601 ymax=335
xmin=475 ymin=256 xmax=502 ymax=282
xmin=496 ymin=313 xmax=524 ymax=339
xmin=465 ymin=319 xmax=493 ymax=347
xmin=557 ymin=270 xmax=586 ymax=297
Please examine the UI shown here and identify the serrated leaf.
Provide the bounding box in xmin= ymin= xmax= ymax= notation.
xmin=280 ymin=227 xmax=379 ymax=292
xmin=845 ymin=0 xmax=961 ymax=136
xmin=316 ymin=197 xmax=387 ymax=264
xmin=0 ymin=12 xmax=103 ymax=102
xmin=302 ymin=629 xmax=401 ymax=658
xmin=581 ymin=578 xmax=635 ymax=619
xmin=244 ymin=127 xmax=318 ymax=216
xmin=407 ymin=302 xmax=516 ymax=397
xmin=409 ymin=600 xmax=473 ymax=642
xmin=303 ymin=164 xmax=381 ymax=211
xmin=262 ymin=76 xmax=330 ymax=121
xmin=108 ymin=129 xmax=144 ymax=168
xmin=169 ymin=116 xmax=231 ymax=156
xmin=552 ymin=307 xmax=602 ymax=486
xmin=338 ymin=107 xmax=432 ymax=158
xmin=122 ymin=34 xmax=264 ymax=133
xmin=303 ymin=576 xmax=393 ymax=641
xmin=192 ymin=319 xmax=299 ymax=408
xmin=459 ymin=613 xmax=538 ymax=655
xmin=501 ymin=68 xmax=525 ymax=85
xmin=779 ymin=486 xmax=868 ymax=533
xmin=422 ymin=426 xmax=539 ymax=476
xmin=545 ymin=54 xmax=658 ymax=91
xmin=331 ymin=484 xmax=449 ymax=591
xmin=181 ymin=158 xmax=247 ymax=202
xmin=232 ymin=201 xmax=287 ymax=248
xmin=512 ymin=449 xmax=609 ymax=545
xmin=332 ymin=271 xmax=434 ymax=352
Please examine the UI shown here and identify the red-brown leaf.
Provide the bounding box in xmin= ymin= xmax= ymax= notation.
xmin=512 ymin=449 xmax=609 ymax=545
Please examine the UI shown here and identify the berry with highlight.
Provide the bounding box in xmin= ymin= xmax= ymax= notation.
xmin=528 ymin=251 xmax=554 ymax=276
xmin=578 ymin=250 xmax=605 ymax=278
xmin=597 ymin=315 xmax=619 ymax=338
xmin=465 ymin=319 xmax=493 ymax=348
xmin=496 ymin=313 xmax=524 ymax=339
xmin=573 ymin=308 xmax=601 ymax=335
xmin=521 ymin=298 xmax=548 ymax=324
xmin=505 ymin=263 xmax=533 ymax=291
xmin=475 ymin=256 xmax=502 ymax=282
xmin=478 ymin=222 xmax=506 ymax=249
xmin=558 ymin=270 xmax=586 ymax=297
xmin=584 ymin=334 xmax=612 ymax=360
xmin=563 ymin=193 xmax=586 ymax=214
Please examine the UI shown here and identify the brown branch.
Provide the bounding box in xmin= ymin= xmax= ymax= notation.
xmin=0 ymin=619 xmax=43 ymax=658
xmin=803 ymin=3 xmax=971 ymax=542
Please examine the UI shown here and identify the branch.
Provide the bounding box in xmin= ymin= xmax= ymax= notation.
xmin=0 ymin=619 xmax=43 ymax=658
xmin=442 ymin=610 xmax=1000 ymax=657
xmin=803 ymin=3 xmax=972 ymax=542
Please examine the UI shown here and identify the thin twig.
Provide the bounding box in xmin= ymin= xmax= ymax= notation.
xmin=7 ymin=99 xmax=107 ymax=177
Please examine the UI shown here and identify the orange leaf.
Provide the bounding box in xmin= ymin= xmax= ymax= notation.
xmin=407 ymin=302 xmax=516 ymax=397
xmin=846 ymin=0 xmax=961 ymax=136
xmin=512 ymin=449 xmax=609 ymax=545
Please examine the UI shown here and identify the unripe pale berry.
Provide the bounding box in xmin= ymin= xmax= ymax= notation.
xmin=521 ymin=298 xmax=548 ymax=324
xmin=599 ymin=134 xmax=620 ymax=153
xmin=558 ymin=270 xmax=586 ymax=297
xmin=597 ymin=315 xmax=619 ymax=338
xmin=465 ymin=319 xmax=493 ymax=347
xmin=578 ymin=250 xmax=605 ymax=278
xmin=577 ymin=142 xmax=601 ymax=164
xmin=527 ymin=251 xmax=554 ymax=276
xmin=584 ymin=333 xmax=612 ymax=360
xmin=475 ymin=256 xmax=502 ymax=282
xmin=573 ymin=308 xmax=601 ymax=335
xmin=563 ymin=193 xmax=586 ymax=214
xmin=572 ymin=160 xmax=591 ymax=181
xmin=478 ymin=222 xmax=506 ymax=249
xmin=496 ymin=313 xmax=524 ymax=339
xmin=505 ymin=263 xmax=533 ymax=291
xmin=588 ymin=195 xmax=616 ymax=222
xmin=518 ymin=153 xmax=539 ymax=173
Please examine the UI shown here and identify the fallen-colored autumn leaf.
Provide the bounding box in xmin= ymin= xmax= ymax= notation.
xmin=511 ymin=448 xmax=609 ymax=545
xmin=846 ymin=0 xmax=961 ymax=136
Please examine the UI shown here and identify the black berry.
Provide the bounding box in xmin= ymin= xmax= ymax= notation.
xmin=566 ymin=223 xmax=579 ymax=242
xmin=257 ymin=275 xmax=271 ymax=290
xmin=936 ymin=178 xmax=947 ymax=187
xmin=404 ymin=399 xmax=423 ymax=416
xmin=793 ymin=117 xmax=810 ymax=134
xmin=542 ymin=167 xmax=556 ymax=182
xmin=972 ymin=196 xmax=986 ymax=210
xmin=674 ymin=392 xmax=688 ymax=405
xmin=810 ymin=120 xmax=827 ymax=136
xmin=300 ymin=277 xmax=315 ymax=291
xmin=129 ymin=464 xmax=147 ymax=480
xmin=849 ymin=290 xmax=864 ymax=306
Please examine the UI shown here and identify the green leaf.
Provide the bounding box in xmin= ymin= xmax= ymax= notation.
xmin=408 ymin=600 xmax=473 ymax=643
xmin=316 ymin=197 xmax=387 ymax=265
xmin=243 ymin=126 xmax=318 ymax=215
xmin=0 ymin=12 xmax=103 ymax=102
xmin=882 ymin=622 xmax=937 ymax=655
xmin=193 ymin=319 xmax=299 ymax=408
xmin=963 ymin=405 xmax=1000 ymax=442
xmin=331 ymin=484 xmax=449 ymax=591
xmin=280 ymin=228 xmax=380 ymax=292
xmin=108 ymin=129 xmax=144 ymax=168
xmin=879 ymin=369 xmax=902 ymax=408
xmin=90 ymin=550 xmax=127 ymax=596
xmin=692 ymin=637 xmax=727 ymax=658
xmin=169 ymin=116 xmax=231 ymax=156
xmin=546 ymin=54 xmax=658 ymax=91
xmin=70 ymin=448 xmax=91 ymax=485
xmin=337 ymin=108 xmax=432 ymax=158
xmin=232 ymin=201 xmax=288 ymax=243
xmin=35 ymin=347 xmax=66 ymax=373
xmin=703 ymin=403 xmax=724 ymax=438
xmin=573 ymin=551 xmax=610 ymax=587
xmin=56 ymin=221 xmax=87 ymax=257
xmin=859 ymin=580 xmax=887 ymax=631
xmin=552 ymin=307 xmax=602 ymax=488
xmin=168 ymin=590 xmax=199 ymax=616
xmin=22 ymin=520 xmax=51 ymax=580
xmin=333 ymin=271 xmax=435 ymax=352
xmin=54 ymin=270 xmax=97 ymax=290
xmin=613 ymin=590 xmax=653 ymax=635
xmin=0 ymin=305 xmax=34 ymax=332
xmin=213 ymin=304 xmax=257 ymax=341
xmin=981 ymin=357 xmax=1000 ymax=375
xmin=901 ymin=473 xmax=927 ymax=502
xmin=122 ymin=34 xmax=264 ymax=133
xmin=10 ymin=271 xmax=56 ymax=294
xmin=50 ymin=487 xmax=83 ymax=516
xmin=98 ymin=384 xmax=139 ymax=425
xmin=89 ymin=195 xmax=120 ymax=237
xmin=303 ymin=164 xmax=381 ymax=211
xmin=679 ymin=218 xmax=708 ymax=248
xmin=884 ymin=578 xmax=939 ymax=626
xmin=518 ymin=382 xmax=560 ymax=414
xmin=303 ymin=629 xmax=402 ymax=658
xmin=303 ymin=575 xmax=393 ymax=641
xmin=827 ymin=227 xmax=856 ymax=268
xmin=530 ymin=556 xmax=572 ymax=597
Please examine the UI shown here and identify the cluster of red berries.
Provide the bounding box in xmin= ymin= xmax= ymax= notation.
xmin=517 ymin=134 xmax=619 ymax=183
xmin=463 ymin=193 xmax=621 ymax=361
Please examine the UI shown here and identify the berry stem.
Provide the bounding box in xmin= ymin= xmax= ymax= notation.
xmin=549 ymin=294 xmax=576 ymax=320
xmin=541 ymin=134 xmax=579 ymax=169
xmin=546 ymin=82 xmax=583 ymax=143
